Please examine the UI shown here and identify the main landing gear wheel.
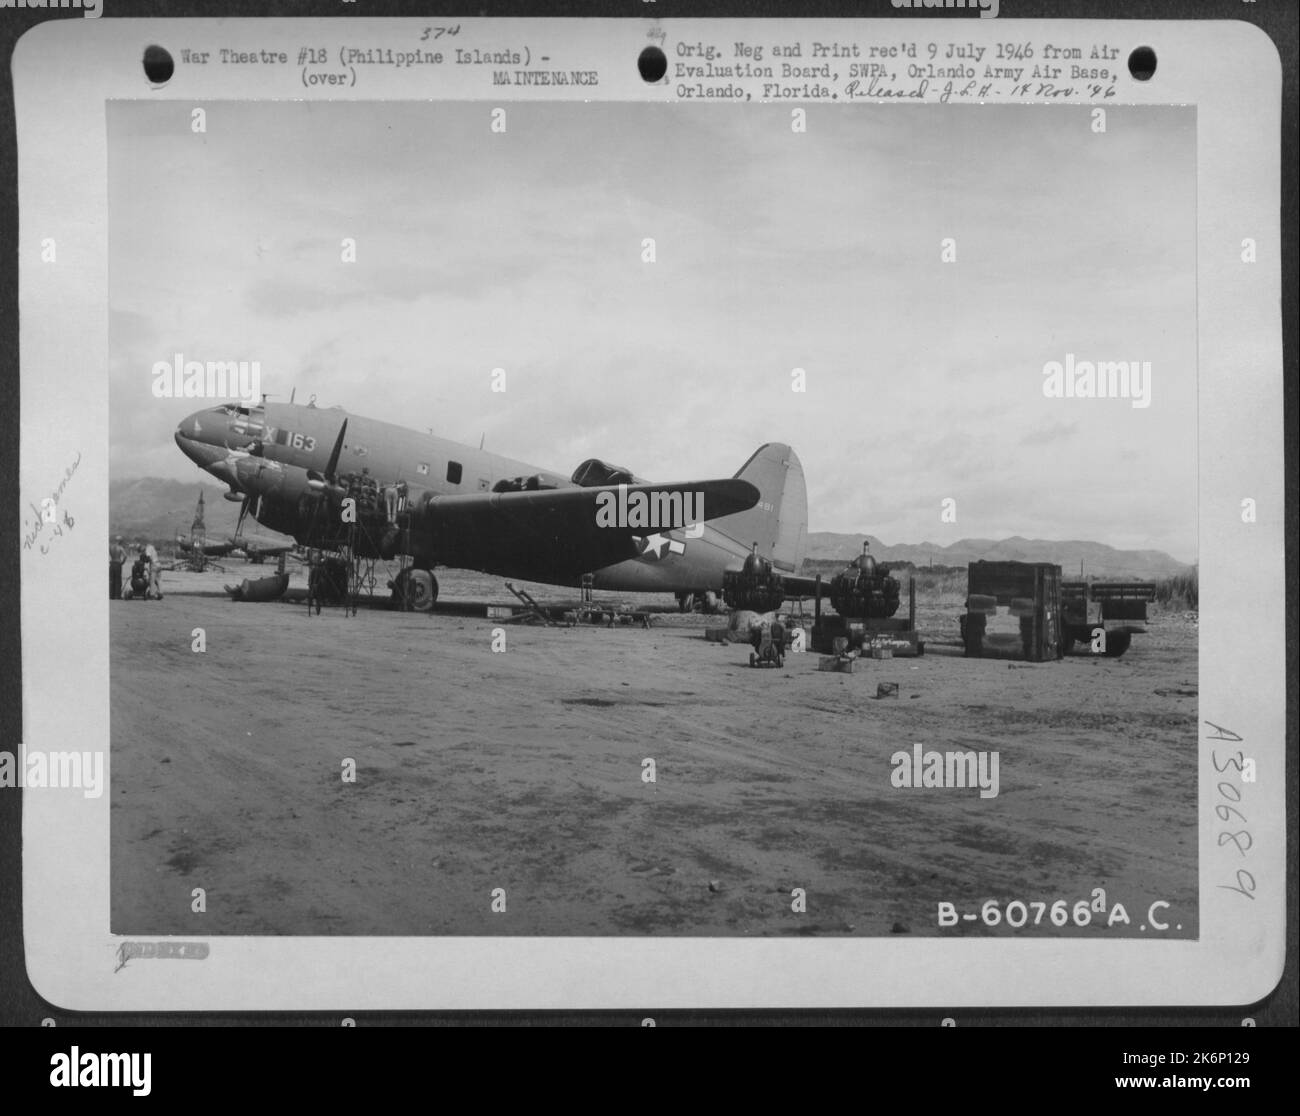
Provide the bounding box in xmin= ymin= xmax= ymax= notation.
xmin=1103 ymin=630 xmax=1132 ymax=658
xmin=393 ymin=568 xmax=438 ymax=612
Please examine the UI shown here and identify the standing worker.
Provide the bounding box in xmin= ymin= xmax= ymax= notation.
xmin=143 ymin=540 xmax=163 ymax=599
xmin=109 ymin=535 xmax=126 ymax=600
xmin=137 ymin=538 xmax=163 ymax=600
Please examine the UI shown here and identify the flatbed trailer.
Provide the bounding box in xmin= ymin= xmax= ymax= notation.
xmin=1060 ymin=580 xmax=1156 ymax=657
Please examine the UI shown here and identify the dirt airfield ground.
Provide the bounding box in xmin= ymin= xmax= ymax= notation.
xmin=110 ymin=562 xmax=1199 ymax=938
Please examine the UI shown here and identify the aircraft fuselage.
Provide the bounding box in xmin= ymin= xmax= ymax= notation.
xmin=175 ymin=401 xmax=769 ymax=594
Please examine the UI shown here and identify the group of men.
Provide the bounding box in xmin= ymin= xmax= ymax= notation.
xmin=109 ymin=536 xmax=163 ymax=600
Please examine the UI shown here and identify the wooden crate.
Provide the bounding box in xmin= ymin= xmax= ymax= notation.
xmin=818 ymin=655 xmax=854 ymax=673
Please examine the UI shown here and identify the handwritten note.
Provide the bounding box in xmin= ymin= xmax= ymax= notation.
xmin=22 ymin=452 xmax=81 ymax=556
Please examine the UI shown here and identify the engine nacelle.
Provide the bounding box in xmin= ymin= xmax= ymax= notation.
xmin=571 ymin=458 xmax=636 ymax=487
xmin=493 ymin=473 xmax=561 ymax=493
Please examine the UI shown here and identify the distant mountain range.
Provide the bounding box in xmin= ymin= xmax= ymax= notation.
xmin=804 ymin=532 xmax=1193 ymax=580
xmin=111 ymin=478 xmax=1192 ymax=579
xmin=110 ymin=478 xmax=295 ymax=548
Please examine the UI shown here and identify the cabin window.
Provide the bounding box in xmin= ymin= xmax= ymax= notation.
xmin=446 ymin=461 xmax=463 ymax=484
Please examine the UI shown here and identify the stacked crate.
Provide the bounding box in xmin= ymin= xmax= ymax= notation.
xmin=962 ymin=561 xmax=1063 ymax=662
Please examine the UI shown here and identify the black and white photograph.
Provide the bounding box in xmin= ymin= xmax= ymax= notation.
xmin=106 ymin=97 xmax=1201 ymax=939
xmin=7 ymin=12 xmax=1288 ymax=1022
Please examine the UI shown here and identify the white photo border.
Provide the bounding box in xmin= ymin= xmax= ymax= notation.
xmin=14 ymin=16 xmax=1285 ymax=1010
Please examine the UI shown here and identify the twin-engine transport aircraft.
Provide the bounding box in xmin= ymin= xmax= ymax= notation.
xmin=174 ymin=399 xmax=811 ymax=609
xmin=174 ymin=533 xmax=297 ymax=563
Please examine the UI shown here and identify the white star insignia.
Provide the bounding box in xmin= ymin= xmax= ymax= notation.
xmin=635 ymin=534 xmax=686 ymax=560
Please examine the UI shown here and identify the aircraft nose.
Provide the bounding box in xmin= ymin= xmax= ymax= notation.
xmin=175 ymin=421 xmax=206 ymax=466
xmin=175 ymin=411 xmax=234 ymax=478
xmin=177 ymin=407 xmax=209 ymax=440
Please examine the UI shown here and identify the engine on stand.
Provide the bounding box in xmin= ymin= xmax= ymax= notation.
xmin=715 ymin=545 xmax=802 ymax=668
xmin=827 ymin=544 xmax=902 ymax=619
xmin=721 ymin=545 xmax=786 ymax=614
xmin=811 ymin=541 xmax=922 ymax=657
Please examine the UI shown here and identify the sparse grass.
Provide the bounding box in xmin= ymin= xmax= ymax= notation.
xmin=910 ymin=569 xmax=968 ymax=607
xmin=1153 ymin=568 xmax=1198 ymax=611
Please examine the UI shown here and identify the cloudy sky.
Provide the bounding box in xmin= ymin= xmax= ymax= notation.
xmin=109 ymin=101 xmax=1197 ymax=561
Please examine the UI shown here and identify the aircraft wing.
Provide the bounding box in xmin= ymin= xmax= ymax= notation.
xmin=413 ymin=478 xmax=759 ymax=581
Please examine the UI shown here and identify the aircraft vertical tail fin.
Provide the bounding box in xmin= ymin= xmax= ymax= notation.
xmin=714 ymin=443 xmax=807 ymax=573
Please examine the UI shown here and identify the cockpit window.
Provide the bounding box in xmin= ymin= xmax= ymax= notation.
xmin=228 ymin=404 xmax=267 ymax=439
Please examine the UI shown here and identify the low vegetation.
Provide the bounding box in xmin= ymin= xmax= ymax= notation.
xmin=1152 ymin=568 xmax=1198 ymax=611
xmin=907 ymin=567 xmax=968 ymax=607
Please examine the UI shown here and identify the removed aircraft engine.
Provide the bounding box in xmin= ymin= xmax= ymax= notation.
xmin=828 ymin=544 xmax=901 ymax=619
xmin=811 ymin=542 xmax=922 ymax=657
xmin=722 ymin=545 xmax=786 ymax=613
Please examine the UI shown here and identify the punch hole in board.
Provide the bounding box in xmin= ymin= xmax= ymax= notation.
xmin=1128 ymin=45 xmax=1157 ymax=81
xmin=637 ymin=45 xmax=667 ymax=83
xmin=142 ymin=44 xmax=174 ymax=85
